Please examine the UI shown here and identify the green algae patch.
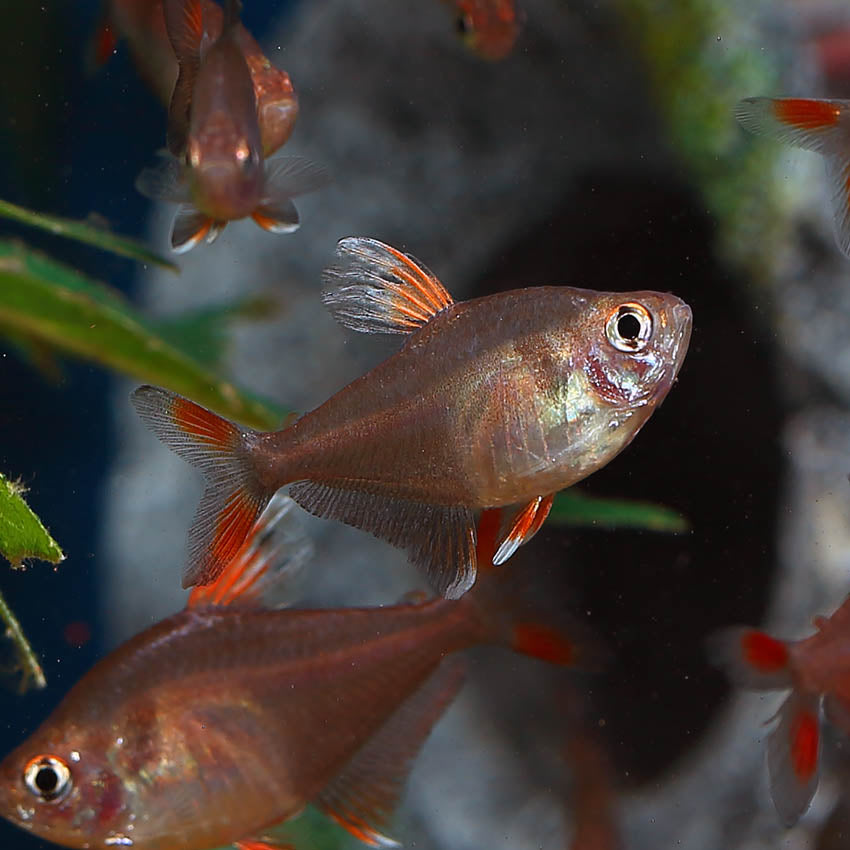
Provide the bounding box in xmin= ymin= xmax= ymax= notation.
xmin=550 ymin=489 xmax=689 ymax=533
xmin=0 ymin=474 xmax=64 ymax=569
xmin=0 ymin=240 xmax=285 ymax=430
xmin=0 ymin=197 xmax=178 ymax=271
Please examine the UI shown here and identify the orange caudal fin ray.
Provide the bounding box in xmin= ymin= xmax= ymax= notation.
xmin=768 ymin=691 xmax=822 ymax=826
xmin=187 ymin=494 xmax=312 ymax=609
xmin=315 ymin=657 xmax=466 ymax=847
xmin=289 ymin=480 xmax=476 ymax=598
xmin=171 ymin=205 xmax=217 ymax=254
xmin=706 ymin=627 xmax=794 ymax=690
xmin=131 ymin=385 xmax=272 ymax=588
xmin=492 ymin=493 xmax=554 ymax=566
xmin=321 ymin=237 xmax=455 ymax=336
xmin=735 ymin=97 xmax=845 ymax=152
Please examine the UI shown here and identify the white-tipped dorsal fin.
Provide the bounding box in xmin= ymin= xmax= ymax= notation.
xmin=321 ymin=237 xmax=454 ymax=335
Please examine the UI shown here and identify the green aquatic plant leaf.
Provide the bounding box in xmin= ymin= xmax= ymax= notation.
xmin=0 ymin=240 xmax=285 ymax=430
xmin=0 ymin=473 xmax=64 ymax=569
xmin=0 ymin=472 xmax=60 ymax=692
xmin=550 ymin=489 xmax=690 ymax=533
xmin=0 ymin=197 xmax=178 ymax=271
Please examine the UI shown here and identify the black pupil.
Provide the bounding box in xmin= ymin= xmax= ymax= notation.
xmin=617 ymin=312 xmax=642 ymax=341
xmin=456 ymin=15 xmax=470 ymax=34
xmin=35 ymin=766 xmax=58 ymax=795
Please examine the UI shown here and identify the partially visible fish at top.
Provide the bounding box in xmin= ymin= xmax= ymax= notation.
xmin=735 ymin=96 xmax=850 ymax=258
xmin=91 ymin=0 xmax=299 ymax=157
xmin=708 ymin=594 xmax=850 ymax=826
xmin=131 ymin=236 xmax=692 ymax=597
xmin=134 ymin=0 xmax=327 ymax=252
xmin=446 ymin=0 xmax=523 ymax=60
xmin=0 ymin=495 xmax=585 ymax=850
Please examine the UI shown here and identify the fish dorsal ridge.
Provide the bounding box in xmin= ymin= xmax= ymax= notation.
xmin=321 ymin=237 xmax=455 ymax=335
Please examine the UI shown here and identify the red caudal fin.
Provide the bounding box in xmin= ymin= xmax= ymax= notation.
xmin=131 ymin=385 xmax=273 ymax=588
xmin=706 ymin=627 xmax=794 ymax=690
xmin=768 ymin=691 xmax=822 ymax=826
xmin=187 ymin=494 xmax=312 ymax=609
xmin=735 ymin=97 xmax=850 ymax=257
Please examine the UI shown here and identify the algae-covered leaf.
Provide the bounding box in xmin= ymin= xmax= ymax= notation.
xmin=0 ymin=239 xmax=285 ymax=430
xmin=550 ymin=489 xmax=690 ymax=533
xmin=0 ymin=197 xmax=178 ymax=271
xmin=0 ymin=473 xmax=59 ymax=692
xmin=0 ymin=473 xmax=64 ymax=569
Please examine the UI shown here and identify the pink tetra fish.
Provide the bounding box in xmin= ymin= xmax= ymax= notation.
xmin=710 ymin=596 xmax=850 ymax=825
xmin=132 ymin=237 xmax=691 ymax=596
xmin=446 ymin=0 xmax=523 ymax=60
xmin=735 ymin=96 xmax=850 ymax=258
xmin=0 ymin=496 xmax=583 ymax=850
xmin=136 ymin=0 xmax=327 ymax=252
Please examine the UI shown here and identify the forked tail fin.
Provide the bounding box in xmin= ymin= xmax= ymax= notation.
xmin=131 ymin=385 xmax=273 ymax=588
xmin=188 ymin=493 xmax=312 ymax=609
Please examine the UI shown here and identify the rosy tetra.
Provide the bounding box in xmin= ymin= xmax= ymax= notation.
xmin=133 ymin=236 xmax=692 ymax=597
xmin=0 ymin=497 xmax=583 ymax=850
xmin=710 ymin=595 xmax=850 ymax=825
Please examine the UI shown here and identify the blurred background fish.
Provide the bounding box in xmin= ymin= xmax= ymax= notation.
xmin=445 ymin=0 xmax=523 ymax=60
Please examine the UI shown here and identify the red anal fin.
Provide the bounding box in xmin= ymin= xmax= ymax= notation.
xmin=767 ymin=691 xmax=821 ymax=826
xmin=321 ymin=238 xmax=455 ymax=336
xmin=742 ymin=629 xmax=789 ymax=673
xmin=493 ymin=494 xmax=554 ymax=566
xmin=476 ymin=507 xmax=502 ymax=569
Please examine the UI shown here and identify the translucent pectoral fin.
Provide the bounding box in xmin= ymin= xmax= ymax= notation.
xmin=135 ymin=153 xmax=191 ymax=203
xmin=734 ymin=97 xmax=845 ymax=151
xmin=321 ymin=237 xmax=454 ymax=335
xmin=289 ymin=480 xmax=476 ymax=598
xmin=315 ymin=657 xmax=466 ymax=847
xmin=492 ymin=493 xmax=554 ymax=566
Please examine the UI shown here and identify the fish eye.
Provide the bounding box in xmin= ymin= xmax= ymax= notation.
xmin=605 ymin=303 xmax=652 ymax=353
xmin=455 ymin=14 xmax=472 ymax=35
xmin=23 ymin=755 xmax=72 ymax=803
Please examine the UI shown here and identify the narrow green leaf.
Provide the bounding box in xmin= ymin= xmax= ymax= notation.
xmin=0 ymin=240 xmax=285 ymax=430
xmin=550 ymin=489 xmax=690 ymax=533
xmin=0 ymin=473 xmax=64 ymax=569
xmin=0 ymin=588 xmax=46 ymax=692
xmin=0 ymin=197 xmax=178 ymax=272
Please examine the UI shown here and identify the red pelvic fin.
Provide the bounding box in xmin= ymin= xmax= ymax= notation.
xmin=492 ymin=493 xmax=554 ymax=566
xmin=314 ymin=657 xmax=466 ymax=847
xmin=171 ymin=205 xmax=214 ymax=254
xmin=321 ymin=237 xmax=455 ymax=335
xmin=131 ymin=385 xmax=271 ymax=587
xmin=252 ymin=202 xmax=299 ymax=234
xmin=735 ymin=97 xmax=845 ymax=150
xmin=768 ymin=691 xmax=822 ymax=826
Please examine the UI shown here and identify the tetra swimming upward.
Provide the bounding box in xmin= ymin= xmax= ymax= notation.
xmin=133 ymin=237 xmax=692 ymax=597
